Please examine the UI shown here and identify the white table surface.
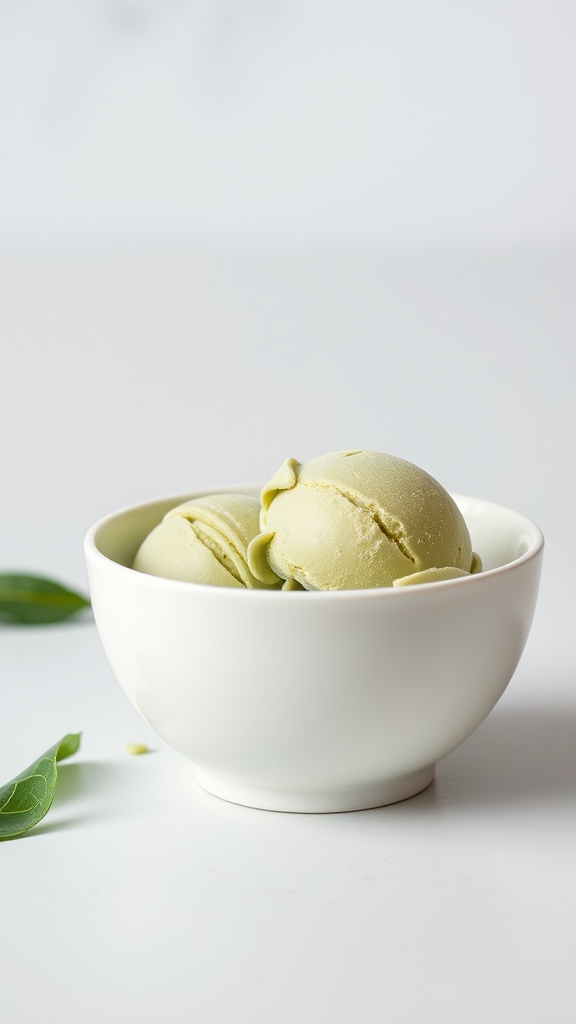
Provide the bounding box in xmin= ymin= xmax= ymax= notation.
xmin=1 ymin=248 xmax=575 ymax=1023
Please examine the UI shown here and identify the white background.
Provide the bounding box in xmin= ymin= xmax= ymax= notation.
xmin=1 ymin=1 xmax=576 ymax=250
xmin=1 ymin=4 xmax=575 ymax=1023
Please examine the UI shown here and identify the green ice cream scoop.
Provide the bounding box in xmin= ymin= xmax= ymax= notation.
xmin=247 ymin=450 xmax=482 ymax=591
xmin=134 ymin=493 xmax=279 ymax=589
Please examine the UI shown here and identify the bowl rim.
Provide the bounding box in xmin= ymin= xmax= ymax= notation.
xmin=84 ymin=487 xmax=544 ymax=599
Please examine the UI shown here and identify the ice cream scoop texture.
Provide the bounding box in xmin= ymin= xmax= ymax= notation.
xmin=133 ymin=493 xmax=278 ymax=589
xmin=247 ymin=450 xmax=481 ymax=590
xmin=133 ymin=450 xmax=481 ymax=591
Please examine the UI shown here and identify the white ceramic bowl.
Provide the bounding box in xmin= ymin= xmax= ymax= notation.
xmin=85 ymin=490 xmax=543 ymax=813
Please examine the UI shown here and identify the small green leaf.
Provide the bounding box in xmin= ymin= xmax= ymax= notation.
xmin=0 ymin=733 xmax=82 ymax=840
xmin=0 ymin=573 xmax=90 ymax=624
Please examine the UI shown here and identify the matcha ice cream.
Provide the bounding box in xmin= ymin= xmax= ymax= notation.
xmin=134 ymin=493 xmax=278 ymax=589
xmin=247 ymin=450 xmax=481 ymax=590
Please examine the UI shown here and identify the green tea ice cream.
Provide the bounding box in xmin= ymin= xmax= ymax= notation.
xmin=247 ymin=450 xmax=481 ymax=590
xmin=134 ymin=493 xmax=278 ymax=589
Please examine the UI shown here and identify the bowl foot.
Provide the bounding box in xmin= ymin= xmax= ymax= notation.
xmin=193 ymin=764 xmax=435 ymax=813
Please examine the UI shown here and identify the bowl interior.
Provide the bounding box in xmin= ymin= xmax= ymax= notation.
xmin=455 ymin=495 xmax=541 ymax=572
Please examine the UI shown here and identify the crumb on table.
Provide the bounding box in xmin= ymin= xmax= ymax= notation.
xmin=126 ymin=742 xmax=150 ymax=756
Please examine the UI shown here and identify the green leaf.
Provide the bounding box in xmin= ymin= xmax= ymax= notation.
xmin=0 ymin=573 xmax=90 ymax=624
xmin=0 ymin=733 xmax=82 ymax=840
